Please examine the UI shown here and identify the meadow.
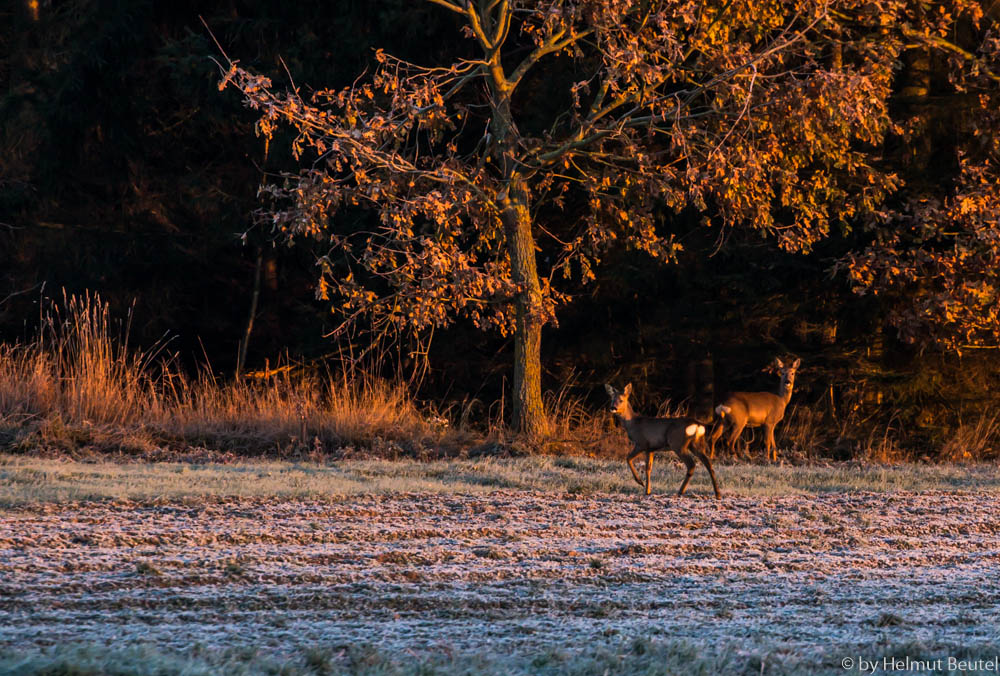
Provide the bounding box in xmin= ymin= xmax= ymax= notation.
xmin=2 ymin=297 xmax=1000 ymax=675
xmin=3 ymin=458 xmax=1000 ymax=675
xmin=5 ymin=0 xmax=1000 ymax=671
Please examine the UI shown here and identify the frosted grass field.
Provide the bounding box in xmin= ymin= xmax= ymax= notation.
xmin=2 ymin=456 xmax=1000 ymax=674
xmin=3 ymin=454 xmax=1000 ymax=504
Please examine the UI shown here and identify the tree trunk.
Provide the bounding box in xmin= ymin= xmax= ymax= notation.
xmin=486 ymin=50 xmax=548 ymax=436
xmin=502 ymin=175 xmax=548 ymax=437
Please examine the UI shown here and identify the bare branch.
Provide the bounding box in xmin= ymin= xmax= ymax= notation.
xmin=508 ymin=28 xmax=594 ymax=90
xmin=901 ymin=27 xmax=1000 ymax=84
xmin=465 ymin=2 xmax=495 ymax=51
xmin=490 ymin=0 xmax=511 ymax=48
xmin=710 ymin=64 xmax=758 ymax=158
xmin=198 ymin=15 xmax=232 ymax=64
xmin=425 ymin=0 xmax=465 ymax=14
xmin=827 ymin=8 xmax=1000 ymax=83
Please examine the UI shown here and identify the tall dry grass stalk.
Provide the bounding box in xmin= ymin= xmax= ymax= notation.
xmin=0 ymin=293 xmax=156 ymax=428
xmin=542 ymin=382 xmax=618 ymax=456
xmin=939 ymin=414 xmax=1000 ymax=461
xmin=0 ymin=293 xmax=452 ymax=458
xmin=778 ymin=404 xmax=828 ymax=459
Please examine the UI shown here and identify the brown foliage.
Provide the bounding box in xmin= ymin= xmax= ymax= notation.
xmin=217 ymin=1 xmax=918 ymax=330
xmin=835 ymin=1 xmax=1000 ymax=350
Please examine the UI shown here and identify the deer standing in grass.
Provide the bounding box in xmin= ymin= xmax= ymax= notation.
xmin=605 ymin=384 xmax=721 ymax=499
xmin=709 ymin=358 xmax=800 ymax=462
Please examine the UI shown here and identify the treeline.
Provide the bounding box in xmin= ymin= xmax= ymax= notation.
xmin=2 ymin=0 xmax=999 ymax=457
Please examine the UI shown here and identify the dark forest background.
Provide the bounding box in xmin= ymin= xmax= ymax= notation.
xmin=2 ymin=0 xmax=999 ymax=458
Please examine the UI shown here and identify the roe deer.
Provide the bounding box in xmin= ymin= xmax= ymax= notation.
xmin=605 ymin=383 xmax=721 ymax=499
xmin=709 ymin=357 xmax=800 ymax=462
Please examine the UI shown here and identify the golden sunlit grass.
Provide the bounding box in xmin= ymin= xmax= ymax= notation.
xmin=940 ymin=414 xmax=1000 ymax=462
xmin=0 ymin=293 xmax=458 ymax=459
xmin=762 ymin=402 xmax=1000 ymax=464
xmin=1 ymin=293 xmax=998 ymax=463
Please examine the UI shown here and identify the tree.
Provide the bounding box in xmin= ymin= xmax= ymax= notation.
xmin=837 ymin=2 xmax=1000 ymax=353
xmin=217 ymin=0 xmax=942 ymax=435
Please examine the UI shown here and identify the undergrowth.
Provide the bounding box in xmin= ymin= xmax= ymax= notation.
xmin=0 ymin=293 xmax=997 ymax=462
xmin=0 ymin=293 xmax=460 ymax=459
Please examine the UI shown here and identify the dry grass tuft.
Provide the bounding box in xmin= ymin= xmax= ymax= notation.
xmin=0 ymin=293 xmax=460 ymax=459
xmin=779 ymin=404 xmax=828 ymax=460
xmin=939 ymin=414 xmax=1000 ymax=462
xmin=543 ymin=384 xmax=621 ymax=457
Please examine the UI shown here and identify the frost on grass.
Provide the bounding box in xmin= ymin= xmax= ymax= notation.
xmin=1 ymin=490 xmax=1000 ymax=672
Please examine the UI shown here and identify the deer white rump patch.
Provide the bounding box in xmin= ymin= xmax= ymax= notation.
xmin=686 ymin=424 xmax=706 ymax=437
xmin=715 ymin=404 xmax=732 ymax=416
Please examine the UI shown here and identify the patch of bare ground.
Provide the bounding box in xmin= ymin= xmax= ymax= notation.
xmin=2 ymin=489 xmax=1000 ymax=670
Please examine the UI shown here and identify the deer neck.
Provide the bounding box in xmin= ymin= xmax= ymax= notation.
xmin=616 ymin=402 xmax=638 ymax=429
xmin=778 ymin=379 xmax=794 ymax=405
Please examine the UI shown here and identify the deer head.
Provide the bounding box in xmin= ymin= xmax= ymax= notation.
xmin=775 ymin=357 xmax=801 ymax=399
xmin=604 ymin=383 xmax=633 ymax=416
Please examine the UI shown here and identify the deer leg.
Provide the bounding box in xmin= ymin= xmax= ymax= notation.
xmin=726 ymin=421 xmax=747 ymax=457
xmin=764 ymin=424 xmax=777 ymax=463
xmin=626 ymin=446 xmax=645 ymax=488
xmin=676 ymin=450 xmax=697 ymax=497
xmin=644 ymin=451 xmax=655 ymax=495
xmin=708 ymin=420 xmax=726 ymax=460
xmin=674 ymin=436 xmax=697 ymax=496
xmin=691 ymin=441 xmax=722 ymax=499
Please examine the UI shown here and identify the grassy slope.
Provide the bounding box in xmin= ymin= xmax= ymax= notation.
xmin=2 ymin=453 xmax=999 ymax=505
xmin=4 ymin=456 xmax=1000 ymax=675
xmin=2 ymin=629 xmax=999 ymax=675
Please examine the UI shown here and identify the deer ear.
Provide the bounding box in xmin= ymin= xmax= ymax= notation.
xmin=792 ymin=358 xmax=801 ymax=368
xmin=775 ymin=358 xmax=785 ymax=368
xmin=604 ymin=384 xmax=615 ymax=397
xmin=624 ymin=383 xmax=632 ymax=397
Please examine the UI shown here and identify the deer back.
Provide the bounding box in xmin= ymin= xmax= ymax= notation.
xmin=625 ymin=415 xmax=704 ymax=452
xmin=723 ymin=391 xmax=788 ymax=426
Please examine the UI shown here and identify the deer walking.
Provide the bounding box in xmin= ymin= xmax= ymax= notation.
xmin=605 ymin=383 xmax=721 ymax=499
xmin=709 ymin=357 xmax=800 ymax=462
